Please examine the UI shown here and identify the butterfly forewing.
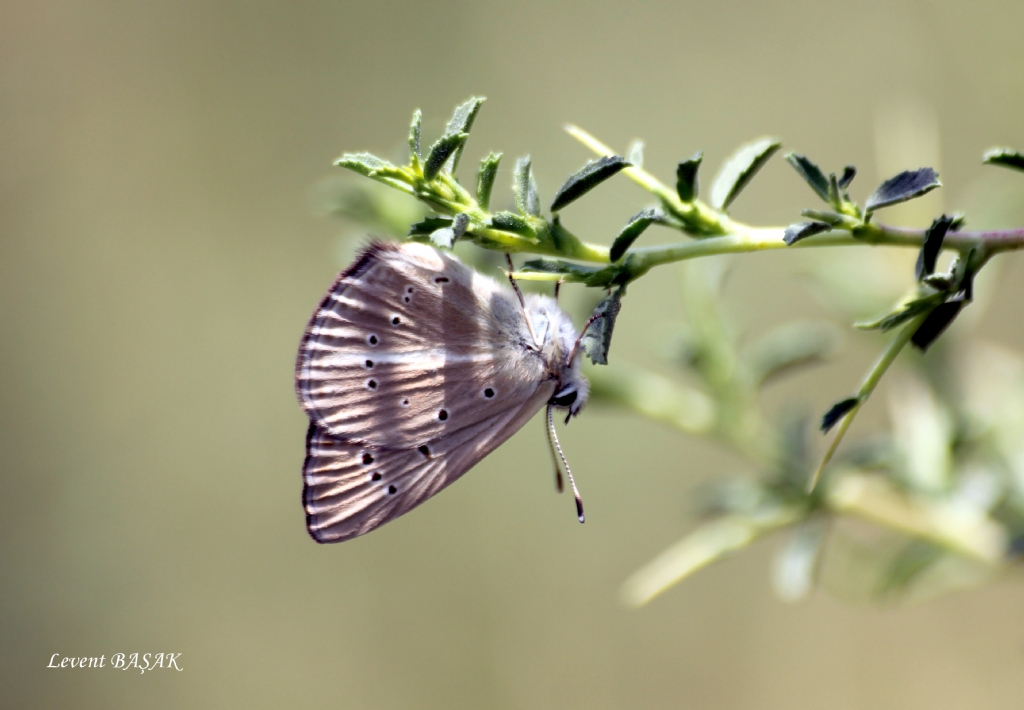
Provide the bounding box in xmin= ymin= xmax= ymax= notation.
xmin=297 ymin=240 xmax=560 ymax=541
xmin=296 ymin=241 xmax=545 ymax=448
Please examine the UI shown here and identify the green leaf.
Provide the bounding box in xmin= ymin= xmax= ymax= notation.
xmin=442 ymin=97 xmax=485 ymax=173
xmin=865 ymin=168 xmax=941 ymax=212
xmin=783 ymin=221 xmax=831 ymax=245
xmin=922 ymin=271 xmax=955 ymax=291
xmin=427 ymin=214 xmax=469 ymax=250
xmin=745 ymin=320 xmax=840 ymax=386
xmin=854 ymin=292 xmax=946 ymax=332
xmin=620 ymin=506 xmax=800 ymax=607
xmin=772 ymin=517 xmax=828 ymax=602
xmin=409 ymin=109 xmax=422 ymax=161
xmin=838 ymin=165 xmax=856 ymax=189
xmin=878 ymin=541 xmax=944 ymax=597
xmin=954 ymin=247 xmax=978 ymax=301
xmin=518 ymin=257 xmax=605 ymax=281
xmin=581 ymin=287 xmax=625 ymax=365
xmin=785 ymin=153 xmax=830 ymax=202
xmin=710 ymin=137 xmax=781 ymax=212
xmin=610 ymin=208 xmax=662 ymax=262
xmin=982 ymin=147 xmax=1024 ymax=173
xmin=445 ymin=96 xmax=486 ymax=135
xmin=821 ymin=397 xmax=860 ymax=433
xmin=627 ymin=140 xmax=645 ymax=169
xmin=476 ymin=152 xmax=502 ymax=211
xmin=827 ymin=172 xmax=841 ymax=207
xmin=675 ymin=152 xmax=703 ymax=203
xmin=490 ymin=210 xmax=535 ymax=237
xmin=408 ymin=216 xmax=452 ymax=237
xmin=423 ymin=132 xmax=468 ymax=181
xmin=586 ymin=364 xmax=715 ymax=435
xmin=550 ymin=155 xmax=630 ymax=212
xmin=430 ymin=227 xmax=455 ymax=249
xmin=335 ymin=152 xmax=398 ymax=177
xmin=451 ymin=212 xmax=469 ymax=239
xmin=915 ymin=214 xmax=954 ymax=281
xmin=910 ymin=297 xmax=965 ymax=351
xmin=799 ymin=209 xmax=846 ymax=226
xmin=514 ymin=156 xmax=541 ymax=217
xmin=694 ymin=477 xmax=773 ymax=516
xmin=517 ymin=258 xmax=577 ymax=274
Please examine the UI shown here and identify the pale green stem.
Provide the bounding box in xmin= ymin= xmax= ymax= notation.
xmin=807 ymin=313 xmax=928 ymax=492
xmin=564 ymin=124 xmax=726 ymax=233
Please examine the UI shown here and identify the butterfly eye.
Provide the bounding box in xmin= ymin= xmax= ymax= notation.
xmin=550 ymin=389 xmax=578 ymax=408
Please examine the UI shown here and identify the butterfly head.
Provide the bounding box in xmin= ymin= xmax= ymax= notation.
xmin=550 ymin=379 xmax=587 ymax=420
xmin=550 ymin=320 xmax=590 ymax=422
xmin=524 ymin=294 xmax=590 ymax=421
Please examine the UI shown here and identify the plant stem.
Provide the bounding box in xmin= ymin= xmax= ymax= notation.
xmin=806 ymin=313 xmax=927 ymax=492
xmin=564 ymin=124 xmax=727 ymax=235
xmin=875 ymin=224 xmax=1024 ymax=254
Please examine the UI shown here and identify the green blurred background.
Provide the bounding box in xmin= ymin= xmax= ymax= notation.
xmin=4 ymin=1 xmax=1024 ymax=708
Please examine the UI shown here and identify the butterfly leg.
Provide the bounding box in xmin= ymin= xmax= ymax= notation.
xmin=566 ymin=311 xmax=605 ymax=368
xmin=504 ymin=253 xmax=539 ymax=347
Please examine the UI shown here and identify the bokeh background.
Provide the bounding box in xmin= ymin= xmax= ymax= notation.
xmin=4 ymin=1 xmax=1024 ymax=708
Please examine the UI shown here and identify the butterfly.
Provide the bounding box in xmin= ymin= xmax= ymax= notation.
xmin=295 ymin=239 xmax=591 ymax=542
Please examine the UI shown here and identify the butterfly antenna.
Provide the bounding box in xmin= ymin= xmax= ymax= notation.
xmin=554 ymin=278 xmax=564 ymax=302
xmin=548 ymin=405 xmax=584 ymax=523
xmin=566 ymin=312 xmax=604 ymax=368
xmin=505 ymin=254 xmax=539 ymax=347
xmin=545 ymin=404 xmax=565 ymax=493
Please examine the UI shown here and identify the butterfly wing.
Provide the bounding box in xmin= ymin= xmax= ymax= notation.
xmin=303 ymin=379 xmax=553 ymax=542
xmin=296 ymin=240 xmax=545 ymax=448
xmin=296 ymin=240 xmax=559 ymax=541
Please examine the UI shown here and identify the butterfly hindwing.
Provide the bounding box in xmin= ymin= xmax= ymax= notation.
xmin=304 ymin=377 xmax=554 ymax=542
xmin=296 ymin=241 xmax=547 ymax=448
